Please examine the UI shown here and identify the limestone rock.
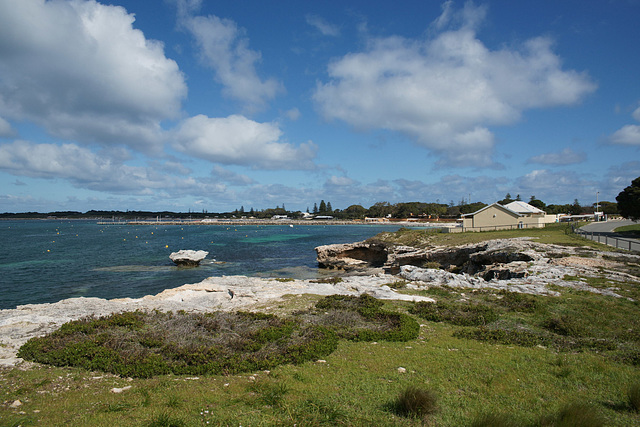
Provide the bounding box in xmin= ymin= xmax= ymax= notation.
xmin=315 ymin=241 xmax=388 ymax=271
xmin=169 ymin=250 xmax=208 ymax=266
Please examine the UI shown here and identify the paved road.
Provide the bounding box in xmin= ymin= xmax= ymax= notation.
xmin=578 ymin=219 xmax=639 ymax=252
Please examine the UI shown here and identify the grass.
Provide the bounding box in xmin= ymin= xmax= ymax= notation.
xmin=370 ymin=222 xmax=610 ymax=250
xmin=615 ymin=224 xmax=640 ymax=238
xmin=2 ymin=225 xmax=640 ymax=425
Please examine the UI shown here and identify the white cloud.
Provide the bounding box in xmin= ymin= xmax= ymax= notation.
xmin=177 ymin=3 xmax=282 ymax=111
xmin=211 ymin=165 xmax=255 ymax=186
xmin=314 ymin=2 xmax=596 ymax=167
xmin=0 ymin=140 xmax=226 ymax=196
xmin=0 ymin=117 xmax=14 ymax=137
xmin=633 ymin=106 xmax=640 ymax=122
xmin=528 ymin=147 xmax=587 ymax=165
xmin=327 ymin=176 xmax=356 ymax=186
xmin=516 ymin=169 xmax=596 ymax=202
xmin=284 ymin=108 xmax=301 ymax=121
xmin=172 ymin=115 xmax=317 ymax=169
xmin=0 ymin=0 xmax=186 ymax=152
xmin=306 ymin=15 xmax=340 ymax=37
xmin=610 ymin=125 xmax=640 ymax=146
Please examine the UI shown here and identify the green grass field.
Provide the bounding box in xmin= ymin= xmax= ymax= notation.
xmin=2 ymin=224 xmax=639 ymax=426
xmin=615 ymin=224 xmax=640 ymax=238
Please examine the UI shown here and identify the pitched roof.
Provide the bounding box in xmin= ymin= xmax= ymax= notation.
xmin=462 ymin=202 xmax=522 ymax=218
xmin=504 ymin=201 xmax=545 ymax=214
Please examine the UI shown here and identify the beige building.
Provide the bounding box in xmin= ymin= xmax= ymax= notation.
xmin=458 ymin=202 xmax=547 ymax=232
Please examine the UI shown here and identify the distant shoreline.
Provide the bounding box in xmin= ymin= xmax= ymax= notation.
xmin=95 ymin=218 xmax=458 ymax=228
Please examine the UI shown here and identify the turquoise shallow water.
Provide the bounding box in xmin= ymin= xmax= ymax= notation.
xmin=0 ymin=220 xmax=414 ymax=309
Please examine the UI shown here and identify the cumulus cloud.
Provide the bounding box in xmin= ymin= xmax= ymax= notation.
xmin=0 ymin=141 xmax=226 ymax=196
xmin=326 ymin=175 xmax=356 ymax=187
xmin=176 ymin=1 xmax=282 ymax=112
xmin=306 ymin=15 xmax=340 ymax=37
xmin=314 ymin=2 xmax=596 ymax=167
xmin=515 ymin=169 xmax=596 ymax=202
xmin=0 ymin=0 xmax=186 ymax=152
xmin=172 ymin=115 xmax=317 ymax=169
xmin=609 ymin=102 xmax=640 ymax=146
xmin=610 ymin=125 xmax=640 ymax=146
xmin=528 ymin=147 xmax=587 ymax=165
xmin=0 ymin=117 xmax=14 ymax=137
xmin=211 ymin=165 xmax=255 ymax=186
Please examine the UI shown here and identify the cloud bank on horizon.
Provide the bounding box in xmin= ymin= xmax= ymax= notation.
xmin=0 ymin=0 xmax=638 ymax=213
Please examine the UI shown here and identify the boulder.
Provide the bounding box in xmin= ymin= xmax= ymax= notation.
xmin=169 ymin=250 xmax=208 ymax=266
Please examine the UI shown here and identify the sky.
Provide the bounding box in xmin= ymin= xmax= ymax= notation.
xmin=0 ymin=0 xmax=639 ymax=213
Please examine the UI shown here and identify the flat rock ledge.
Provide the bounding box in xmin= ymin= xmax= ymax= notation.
xmin=0 ymin=274 xmax=432 ymax=368
xmin=170 ymin=250 xmax=209 ymax=266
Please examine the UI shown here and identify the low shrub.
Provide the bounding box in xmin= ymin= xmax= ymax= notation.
xmin=312 ymin=294 xmax=419 ymax=342
xmin=18 ymin=311 xmax=338 ymax=378
xmin=628 ymin=383 xmax=640 ymax=412
xmin=145 ymin=412 xmax=186 ymax=427
xmin=538 ymin=402 xmax=605 ymax=427
xmin=249 ymin=380 xmax=289 ymax=407
xmin=495 ymin=290 xmax=540 ymax=313
xmin=410 ymin=301 xmax=499 ymax=326
xmin=18 ymin=294 xmax=420 ymax=378
xmin=393 ymin=385 xmax=438 ymax=418
xmin=542 ymin=314 xmax=586 ymax=337
xmin=454 ymin=326 xmax=547 ymax=347
xmin=470 ymin=413 xmax=520 ymax=427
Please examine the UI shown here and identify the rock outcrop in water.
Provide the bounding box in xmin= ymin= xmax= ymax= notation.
xmin=170 ymin=250 xmax=208 ymax=266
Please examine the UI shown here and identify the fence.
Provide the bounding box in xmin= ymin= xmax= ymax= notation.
xmin=573 ymin=227 xmax=640 ymax=252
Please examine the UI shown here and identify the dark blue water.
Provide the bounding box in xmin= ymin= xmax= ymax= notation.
xmin=0 ymin=220 xmax=413 ymax=309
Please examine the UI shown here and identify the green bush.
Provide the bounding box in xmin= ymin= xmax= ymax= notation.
xmin=393 ymin=385 xmax=438 ymax=418
xmin=313 ymin=294 xmax=419 ymax=342
xmin=471 ymin=413 xmax=520 ymax=427
xmin=542 ymin=314 xmax=586 ymax=337
xmin=18 ymin=311 xmax=338 ymax=378
xmin=454 ymin=326 xmax=547 ymax=347
xmin=495 ymin=290 xmax=540 ymax=313
xmin=410 ymin=301 xmax=499 ymax=326
xmin=627 ymin=383 xmax=640 ymax=412
xmin=18 ymin=295 xmax=419 ymax=378
xmin=538 ymin=402 xmax=605 ymax=427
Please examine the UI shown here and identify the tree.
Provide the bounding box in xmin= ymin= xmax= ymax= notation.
xmin=319 ymin=200 xmax=327 ymax=213
xmin=342 ymin=204 xmax=366 ymax=219
xmin=529 ymin=196 xmax=546 ymax=210
xmin=326 ymin=202 xmax=333 ymax=213
xmin=569 ymin=199 xmax=582 ymax=215
xmin=498 ymin=193 xmax=514 ymax=205
xmin=616 ymin=177 xmax=640 ymax=220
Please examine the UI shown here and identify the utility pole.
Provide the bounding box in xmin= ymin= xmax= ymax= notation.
xmin=596 ymin=191 xmax=599 ymax=221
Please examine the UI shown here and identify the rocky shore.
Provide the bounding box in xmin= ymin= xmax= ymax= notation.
xmin=2 ymin=237 xmax=638 ymax=368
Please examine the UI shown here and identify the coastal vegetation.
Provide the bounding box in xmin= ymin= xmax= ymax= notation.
xmin=17 ymin=295 xmax=419 ymax=378
xmin=2 ymin=224 xmax=640 ymax=425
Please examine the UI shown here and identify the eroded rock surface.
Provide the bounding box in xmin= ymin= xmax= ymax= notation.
xmin=317 ymin=237 xmax=640 ymax=299
xmin=315 ymin=241 xmax=387 ymax=271
xmin=170 ymin=250 xmax=208 ymax=266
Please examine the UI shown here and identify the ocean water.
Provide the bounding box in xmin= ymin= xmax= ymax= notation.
xmin=0 ymin=220 xmax=414 ymax=309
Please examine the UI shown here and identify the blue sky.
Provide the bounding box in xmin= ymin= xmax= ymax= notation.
xmin=0 ymin=0 xmax=639 ymax=213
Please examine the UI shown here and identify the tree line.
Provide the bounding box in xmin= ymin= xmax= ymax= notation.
xmin=4 ymin=178 xmax=639 ymax=220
